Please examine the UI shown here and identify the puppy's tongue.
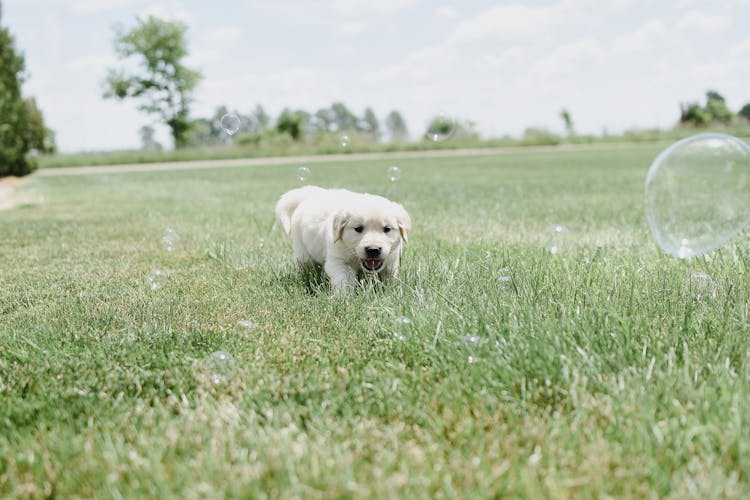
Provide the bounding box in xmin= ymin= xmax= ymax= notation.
xmin=363 ymin=259 xmax=382 ymax=271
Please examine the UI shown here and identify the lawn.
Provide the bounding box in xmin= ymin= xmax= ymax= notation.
xmin=1 ymin=145 xmax=749 ymax=498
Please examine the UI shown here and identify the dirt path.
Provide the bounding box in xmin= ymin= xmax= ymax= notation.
xmin=34 ymin=143 xmax=654 ymax=177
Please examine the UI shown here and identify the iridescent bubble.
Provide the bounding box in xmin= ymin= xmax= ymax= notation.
xmin=498 ymin=266 xmax=512 ymax=283
xmin=297 ymin=166 xmax=311 ymax=183
xmin=161 ymin=227 xmax=180 ymax=252
xmin=340 ymin=134 xmax=351 ymax=148
xmin=220 ymin=113 xmax=241 ymax=136
xmin=646 ymin=133 xmax=750 ymax=258
xmin=543 ymin=224 xmax=570 ymax=254
xmin=689 ymin=271 xmax=717 ymax=301
xmin=147 ymin=268 xmax=167 ymax=291
xmin=386 ymin=166 xmax=401 ymax=183
xmin=392 ymin=316 xmax=412 ymax=341
xmin=235 ymin=319 xmax=256 ymax=331
xmin=203 ymin=351 xmax=234 ymax=385
xmin=425 ymin=113 xmax=456 ymax=142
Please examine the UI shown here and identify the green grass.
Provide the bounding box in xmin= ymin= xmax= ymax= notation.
xmin=2 ymin=146 xmax=749 ymax=497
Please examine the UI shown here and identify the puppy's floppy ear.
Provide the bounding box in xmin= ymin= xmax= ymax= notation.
xmin=393 ymin=202 xmax=412 ymax=243
xmin=331 ymin=210 xmax=351 ymax=242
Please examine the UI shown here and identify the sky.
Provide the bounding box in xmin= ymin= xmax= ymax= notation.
xmin=3 ymin=0 xmax=750 ymax=152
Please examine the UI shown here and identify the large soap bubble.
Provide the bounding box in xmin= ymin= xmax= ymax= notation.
xmin=645 ymin=133 xmax=750 ymax=258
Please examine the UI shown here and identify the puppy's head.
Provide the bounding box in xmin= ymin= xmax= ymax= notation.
xmin=332 ymin=199 xmax=411 ymax=273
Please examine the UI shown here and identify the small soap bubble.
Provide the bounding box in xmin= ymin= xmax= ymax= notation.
xmin=220 ymin=113 xmax=241 ymax=135
xmin=202 ymin=351 xmax=235 ymax=385
xmin=543 ymin=224 xmax=570 ymax=254
xmin=386 ymin=166 xmax=401 ymax=183
xmin=498 ymin=266 xmax=512 ymax=283
xmin=235 ymin=319 xmax=256 ymax=331
xmin=467 ymin=355 xmax=478 ymax=364
xmin=463 ymin=334 xmax=481 ymax=347
xmin=392 ymin=316 xmax=412 ymax=341
xmin=425 ymin=113 xmax=456 ymax=142
xmin=690 ymin=272 xmax=717 ymax=301
xmin=646 ymin=133 xmax=750 ymax=258
xmin=297 ymin=166 xmax=311 ymax=183
xmin=340 ymin=134 xmax=351 ymax=148
xmin=147 ymin=268 xmax=167 ymax=291
xmin=161 ymin=227 xmax=180 ymax=252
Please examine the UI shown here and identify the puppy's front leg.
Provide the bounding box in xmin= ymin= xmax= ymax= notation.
xmin=324 ymin=259 xmax=357 ymax=295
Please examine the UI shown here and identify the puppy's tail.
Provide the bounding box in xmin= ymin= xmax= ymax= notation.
xmin=275 ymin=186 xmax=324 ymax=235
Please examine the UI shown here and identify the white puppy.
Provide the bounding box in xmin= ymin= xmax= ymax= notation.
xmin=275 ymin=186 xmax=411 ymax=294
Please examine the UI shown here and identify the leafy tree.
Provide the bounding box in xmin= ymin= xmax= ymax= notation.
xmin=559 ymin=108 xmax=574 ymax=136
xmin=704 ymin=90 xmax=732 ymax=124
xmin=103 ymin=16 xmax=202 ymax=148
xmin=679 ymin=102 xmax=711 ymax=126
xmin=276 ymin=108 xmax=303 ymax=140
xmin=359 ymin=107 xmax=380 ymax=141
xmin=0 ymin=2 xmax=55 ymax=176
xmin=330 ymin=102 xmax=358 ymax=132
xmin=385 ymin=110 xmax=408 ymax=142
xmin=679 ymin=90 xmax=733 ymax=127
xmin=253 ymin=104 xmax=270 ymax=130
xmin=139 ymin=125 xmax=162 ymax=150
xmin=739 ymin=103 xmax=750 ymax=122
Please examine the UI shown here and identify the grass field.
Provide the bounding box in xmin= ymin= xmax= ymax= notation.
xmin=2 ymin=145 xmax=749 ymax=497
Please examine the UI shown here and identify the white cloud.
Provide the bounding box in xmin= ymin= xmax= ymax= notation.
xmin=611 ymin=20 xmax=667 ymax=55
xmin=729 ymin=37 xmax=750 ymax=57
xmin=204 ymin=26 xmax=243 ymax=44
xmin=531 ymin=38 xmax=606 ymax=77
xmin=141 ymin=1 xmax=194 ymax=24
xmin=332 ymin=0 xmax=417 ymax=13
xmin=434 ymin=5 xmax=456 ymax=19
xmin=337 ymin=22 xmax=365 ymax=37
xmin=65 ymin=55 xmax=116 ymax=72
xmin=66 ymin=0 xmax=137 ymax=13
xmin=676 ymin=10 xmax=731 ymax=33
xmin=451 ymin=4 xmax=560 ymax=43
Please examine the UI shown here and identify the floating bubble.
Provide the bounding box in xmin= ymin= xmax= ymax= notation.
xmin=392 ymin=316 xmax=412 ymax=341
xmin=297 ymin=166 xmax=311 ymax=183
xmin=498 ymin=266 xmax=512 ymax=283
xmin=689 ymin=271 xmax=717 ymax=301
xmin=463 ymin=334 xmax=481 ymax=347
xmin=386 ymin=166 xmax=401 ymax=183
xmin=646 ymin=133 xmax=750 ymax=258
xmin=220 ymin=113 xmax=241 ymax=135
xmin=235 ymin=319 xmax=256 ymax=331
xmin=425 ymin=113 xmax=456 ymax=142
xmin=161 ymin=227 xmax=180 ymax=252
xmin=202 ymin=351 xmax=234 ymax=385
xmin=147 ymin=268 xmax=167 ymax=290
xmin=340 ymin=134 xmax=351 ymax=148
xmin=543 ymin=224 xmax=570 ymax=254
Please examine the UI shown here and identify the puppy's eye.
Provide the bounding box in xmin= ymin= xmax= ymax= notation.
xmin=383 ymin=226 xmax=392 ymax=233
xmin=354 ymin=225 xmax=364 ymax=233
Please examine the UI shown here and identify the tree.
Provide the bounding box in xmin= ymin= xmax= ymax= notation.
xmin=276 ymin=108 xmax=303 ymax=140
xmin=0 ymin=2 xmax=55 ymax=176
xmin=139 ymin=125 xmax=162 ymax=150
xmin=679 ymin=90 xmax=734 ymax=127
xmin=559 ymin=108 xmax=574 ymax=136
xmin=103 ymin=16 xmax=202 ymax=148
xmin=359 ymin=107 xmax=381 ymax=141
xmin=385 ymin=110 xmax=408 ymax=142
xmin=704 ymin=90 xmax=732 ymax=124
xmin=330 ymin=102 xmax=358 ymax=132
xmin=739 ymin=103 xmax=750 ymax=122
xmin=253 ymin=105 xmax=270 ymax=130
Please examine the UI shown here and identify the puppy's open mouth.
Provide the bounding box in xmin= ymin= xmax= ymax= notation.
xmin=361 ymin=258 xmax=384 ymax=272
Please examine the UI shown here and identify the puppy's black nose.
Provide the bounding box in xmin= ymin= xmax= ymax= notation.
xmin=365 ymin=246 xmax=382 ymax=258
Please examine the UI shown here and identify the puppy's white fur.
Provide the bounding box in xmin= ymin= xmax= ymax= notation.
xmin=276 ymin=186 xmax=411 ymax=294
